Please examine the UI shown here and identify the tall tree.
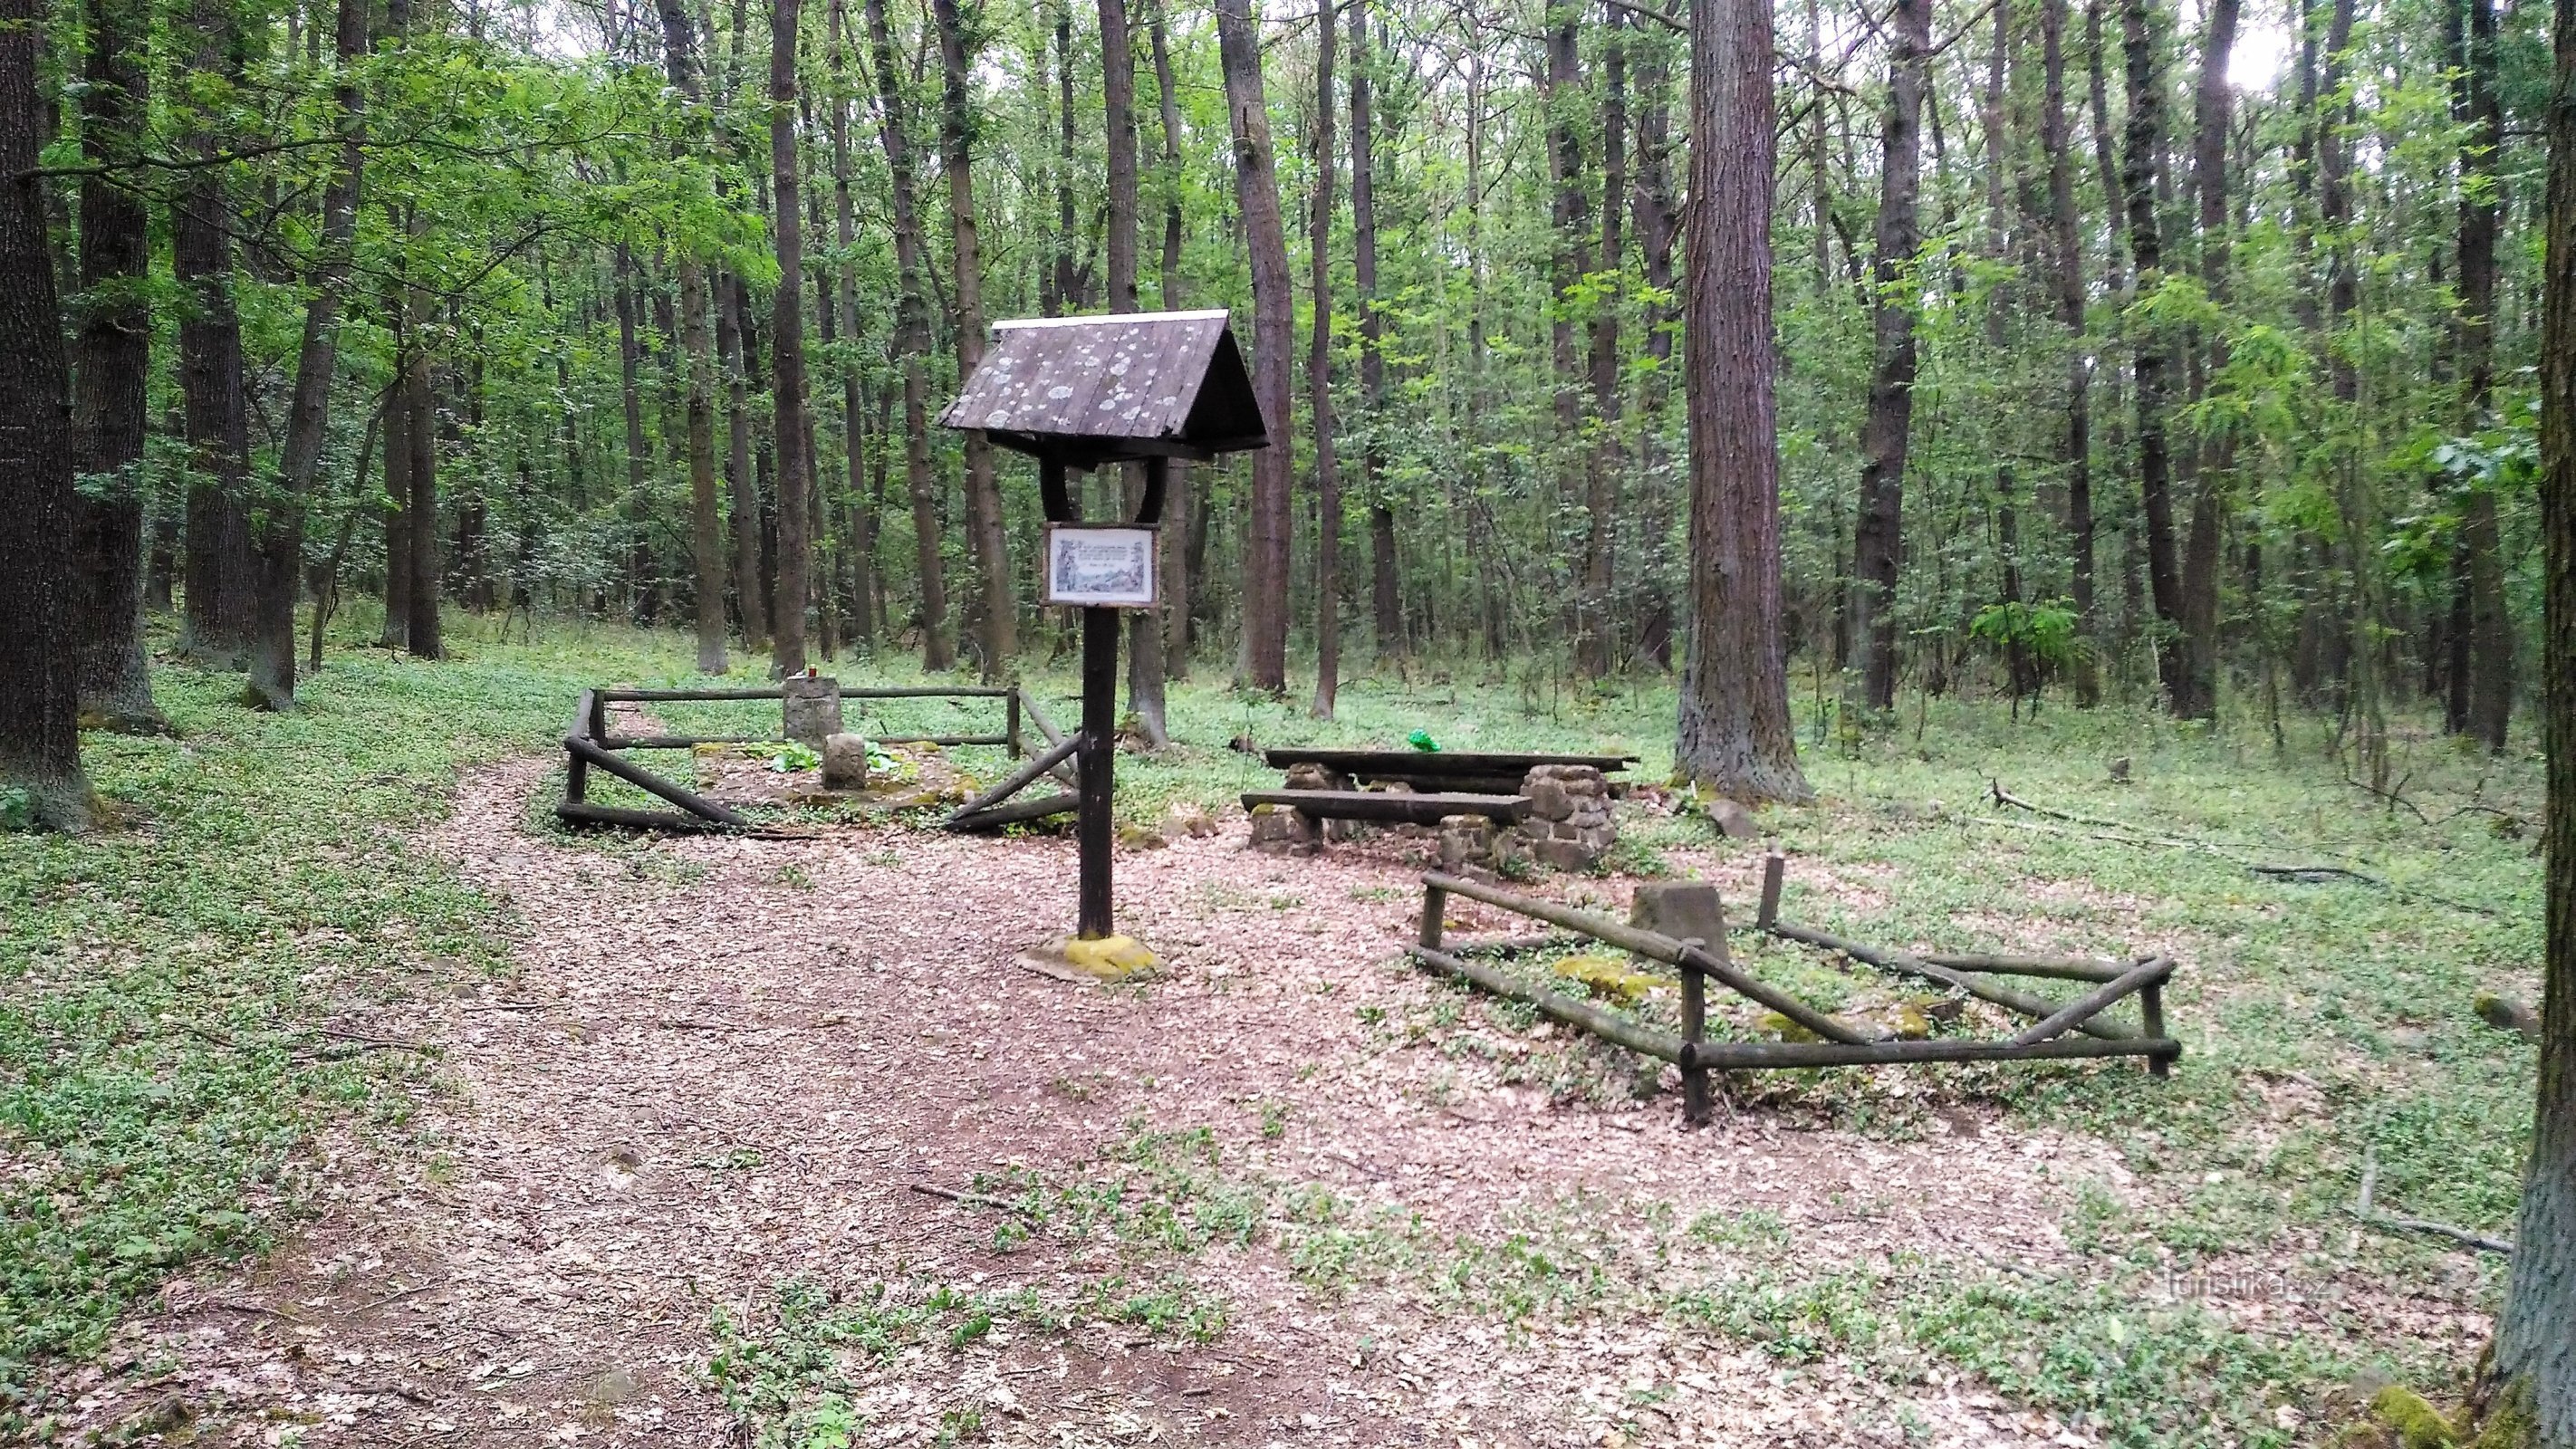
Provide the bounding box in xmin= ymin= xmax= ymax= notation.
xmin=2043 ymin=0 xmax=2100 ymax=705
xmin=1348 ymin=0 xmax=1397 ymax=657
xmin=2121 ymin=0 xmax=2191 ymax=715
xmin=68 ymin=0 xmax=162 ymax=731
xmin=1308 ymin=0 xmax=1341 ymax=719
xmin=2455 ymin=0 xmax=2513 ymax=750
xmin=2173 ymin=0 xmax=2240 ymax=721
xmin=0 ymin=0 xmax=91 ymax=829
xmin=660 ymin=0 xmax=728 ymax=676
xmin=1543 ymin=0 xmax=1591 ymax=667
xmin=933 ymin=0 xmax=1017 ymax=677
xmin=1149 ymin=0 xmax=1193 ymax=672
xmin=1101 ymin=0 xmax=1169 ymax=738
xmin=176 ymin=0 xmax=259 ymax=670
xmin=771 ymin=0 xmax=814 ymax=676
xmin=255 ymin=0 xmax=368 ymax=707
xmin=2500 ymin=0 xmax=2576 ymax=1419
xmin=1851 ymin=0 xmax=1929 ymax=712
xmin=1216 ymin=0 xmax=1294 ymax=692
xmin=1578 ymin=4 xmax=1626 ymax=677
xmin=1674 ymin=0 xmax=1810 ymax=801
xmin=863 ymin=0 xmax=954 ymax=670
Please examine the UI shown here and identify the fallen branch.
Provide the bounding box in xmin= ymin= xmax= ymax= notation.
xmin=2248 ymin=864 xmax=2386 ymax=887
xmin=2353 ymin=1148 xmax=2515 ymax=1257
xmin=907 ymin=1181 xmax=1036 ymax=1216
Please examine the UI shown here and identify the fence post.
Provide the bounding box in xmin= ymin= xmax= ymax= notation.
xmin=1679 ymin=936 xmax=1710 ymax=1126
xmin=1006 ymin=685 xmax=1024 ymax=758
xmin=1418 ymin=882 xmax=1448 ymax=951
xmin=2141 ymin=977 xmax=2168 ymax=1078
xmin=1758 ymin=851 xmax=1785 ymax=929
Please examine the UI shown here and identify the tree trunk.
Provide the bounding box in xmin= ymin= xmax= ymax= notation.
xmin=1347 ymin=0 xmax=1396 ymax=660
xmin=2501 ymin=0 xmax=2576 ymax=1418
xmin=68 ymin=0 xmax=161 ymax=730
xmin=0 ymin=0 xmax=91 ymax=829
xmin=1053 ymin=3 xmax=1078 ymax=315
xmin=1216 ymin=0 xmax=1294 ymax=693
xmin=1852 ymin=0 xmax=1929 ymax=714
xmin=2457 ymin=0 xmax=2512 ymax=751
xmin=2173 ymin=0 xmax=2240 ymax=721
xmin=1307 ymin=0 xmax=1341 ymax=720
xmin=2121 ymin=0 xmax=2189 ymax=715
xmin=2044 ymin=0 xmax=2099 ymax=706
xmin=1579 ymin=6 xmax=1627 ymax=677
xmin=1544 ymin=0 xmax=1592 ymax=669
xmin=615 ymin=242 xmax=654 ymax=624
xmin=771 ymin=0 xmax=812 ymax=676
xmin=721 ymin=271 xmax=767 ymax=649
xmin=1150 ymin=0 xmax=1194 ymax=674
xmin=253 ymin=0 xmax=367 ymax=707
xmin=1091 ymin=0 xmax=1168 ymax=737
xmin=1675 ymin=0 xmax=1810 ymax=803
xmin=381 ymin=341 xmax=412 ymax=646
xmin=175 ymin=5 xmax=258 ymax=672
xmin=405 ymin=222 xmax=442 ymax=660
xmin=659 ymin=0 xmax=728 ymax=675
xmin=1632 ymin=15 xmax=1680 ymax=668
xmin=862 ymin=0 xmax=953 ymax=671
xmin=933 ymin=0 xmax=1016 ymax=677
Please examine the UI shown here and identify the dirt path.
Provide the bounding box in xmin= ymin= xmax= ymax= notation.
xmin=52 ymin=756 xmax=2168 ymax=1448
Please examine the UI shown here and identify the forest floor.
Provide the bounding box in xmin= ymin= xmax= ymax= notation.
xmin=2 ymin=616 xmax=2548 ymax=1448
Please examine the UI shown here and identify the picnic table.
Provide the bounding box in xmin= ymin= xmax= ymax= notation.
xmin=1259 ymin=747 xmax=1639 ymax=797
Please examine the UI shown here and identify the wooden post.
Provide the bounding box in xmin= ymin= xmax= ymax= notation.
xmin=1758 ymin=850 xmax=1784 ymax=928
xmin=1678 ymin=936 xmax=1711 ymax=1126
xmin=1078 ymin=607 xmax=1119 ymax=937
xmin=2141 ymin=980 xmax=2169 ymax=1078
xmin=1006 ymin=685 xmax=1024 ymax=757
xmin=1419 ymin=881 xmax=1448 ymax=950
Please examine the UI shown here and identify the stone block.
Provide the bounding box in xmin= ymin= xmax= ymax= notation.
xmin=1283 ymin=762 xmax=1349 ymax=792
xmin=1248 ymin=802 xmax=1319 ymax=856
xmin=1706 ymin=797 xmax=1759 ymax=840
xmin=1629 ymin=880 xmax=1726 ymax=951
xmin=782 ymin=676 xmax=843 ymax=744
xmin=821 ymin=732 xmax=870 ymax=791
xmin=1532 ymin=838 xmax=1597 ymax=871
xmin=1437 ymin=813 xmax=1496 ymax=870
xmin=1524 ymin=776 xmax=1573 ymax=820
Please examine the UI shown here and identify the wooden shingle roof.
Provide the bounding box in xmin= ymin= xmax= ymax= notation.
xmin=937 ymin=309 xmax=1270 ymax=466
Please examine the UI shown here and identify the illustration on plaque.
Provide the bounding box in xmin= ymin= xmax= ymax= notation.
xmin=1043 ymin=525 xmax=1158 ymax=609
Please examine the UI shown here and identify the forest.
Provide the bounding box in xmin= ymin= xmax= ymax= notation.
xmin=1 ymin=0 xmax=2573 ymax=1432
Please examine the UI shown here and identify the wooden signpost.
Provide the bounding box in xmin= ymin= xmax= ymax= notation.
xmin=937 ymin=310 xmax=1269 ymax=942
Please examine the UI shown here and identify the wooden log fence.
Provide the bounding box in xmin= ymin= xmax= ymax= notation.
xmin=1408 ymin=859 xmax=2181 ymax=1126
xmin=555 ymin=680 xmax=1053 ymax=835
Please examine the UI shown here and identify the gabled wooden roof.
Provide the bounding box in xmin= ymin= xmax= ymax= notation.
xmin=937 ymin=309 xmax=1270 ymax=466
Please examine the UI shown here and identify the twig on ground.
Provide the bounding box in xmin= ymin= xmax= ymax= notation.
xmin=317 ymin=1026 xmax=435 ymax=1052
xmin=2248 ymin=864 xmax=2386 ymax=887
xmin=2352 ymin=1148 xmax=2515 ymax=1256
xmin=2342 ymin=767 xmax=2430 ymax=824
xmin=906 ymin=1181 xmax=1035 ymax=1216
xmin=346 ymin=1279 xmax=453 ymax=1317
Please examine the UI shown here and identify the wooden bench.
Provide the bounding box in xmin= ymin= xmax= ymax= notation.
xmin=1239 ymin=789 xmax=1530 ymax=827
xmin=1261 ymin=748 xmax=1638 ymax=797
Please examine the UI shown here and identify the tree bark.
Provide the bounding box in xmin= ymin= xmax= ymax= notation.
xmin=2044 ymin=0 xmax=2099 ymax=705
xmin=2457 ymin=0 xmax=2512 ymax=751
xmin=933 ymin=0 xmax=1016 ymax=678
xmin=2174 ymin=0 xmax=2239 ymax=721
xmin=2502 ymin=0 xmax=2576 ymax=1420
xmin=252 ymin=0 xmax=366 ymax=706
xmin=1851 ymin=0 xmax=1929 ymax=713
xmin=405 ymin=217 xmax=442 ymax=660
xmin=68 ymin=0 xmax=162 ymax=730
xmin=1674 ymin=0 xmax=1810 ymax=802
xmin=2121 ymin=0 xmax=2190 ymax=714
xmin=1094 ymin=0 xmax=1168 ymax=737
xmin=1216 ymin=0 xmax=1295 ymax=693
xmin=1579 ymin=5 xmax=1627 ymax=677
xmin=1150 ymin=0 xmax=1194 ymax=673
xmin=659 ymin=0 xmax=728 ymax=675
xmin=175 ymin=0 xmax=258 ymax=672
xmin=1348 ymin=0 xmax=1396 ymax=659
xmin=1544 ymin=0 xmax=1593 ymax=669
xmin=615 ymin=242 xmax=654 ymax=625
xmin=721 ymin=271 xmax=767 ymax=648
xmin=1307 ymin=0 xmax=1341 ymax=719
xmin=771 ymin=0 xmax=813 ymax=676
xmin=0 ymin=0 xmax=91 ymax=829
xmin=381 ymin=339 xmax=412 ymax=646
xmin=862 ymin=0 xmax=954 ymax=671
